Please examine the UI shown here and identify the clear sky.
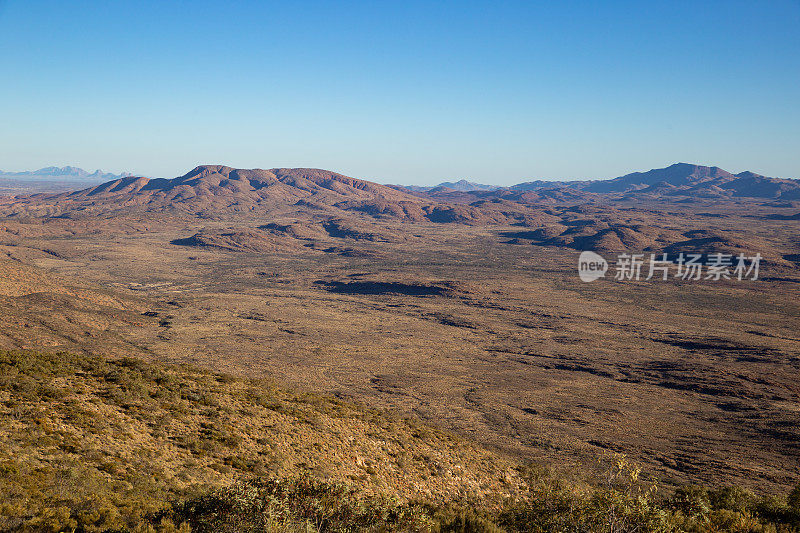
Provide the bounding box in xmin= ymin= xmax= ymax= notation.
xmin=1 ymin=1 xmax=798 ymax=185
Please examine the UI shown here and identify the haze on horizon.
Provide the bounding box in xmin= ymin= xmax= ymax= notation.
xmin=1 ymin=0 xmax=798 ymax=186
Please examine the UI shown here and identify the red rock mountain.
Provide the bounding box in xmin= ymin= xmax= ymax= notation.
xmin=0 ymin=166 xmax=427 ymax=220
xmin=1 ymin=163 xmax=797 ymax=225
xmin=582 ymin=163 xmax=800 ymax=199
xmin=0 ymin=165 xmax=523 ymax=225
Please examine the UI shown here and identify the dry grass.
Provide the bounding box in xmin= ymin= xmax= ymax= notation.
xmin=0 ymin=349 xmax=528 ymax=530
xmin=0 ymin=194 xmax=798 ymax=495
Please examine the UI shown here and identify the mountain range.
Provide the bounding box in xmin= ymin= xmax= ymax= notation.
xmin=402 ymin=179 xmax=501 ymax=193
xmin=1 ymin=159 xmax=799 ymax=500
xmin=1 ymin=163 xmax=798 ymax=224
xmin=3 ymin=162 xmax=797 ymax=201
xmin=0 ymin=166 xmax=137 ymax=195
xmin=581 ymin=163 xmax=800 ymax=199
xmin=0 ymin=166 xmax=133 ymax=181
xmin=402 ymin=163 xmax=799 ymax=202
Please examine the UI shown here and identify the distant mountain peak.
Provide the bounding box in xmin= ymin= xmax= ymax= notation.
xmin=434 ymin=180 xmax=499 ymax=192
xmin=583 ymin=162 xmax=735 ymax=193
xmin=0 ymin=166 xmax=134 ymax=181
xmin=399 ymin=179 xmax=500 ymax=193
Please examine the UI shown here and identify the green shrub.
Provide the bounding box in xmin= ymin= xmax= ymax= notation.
xmin=671 ymin=484 xmax=712 ymax=518
xmin=710 ymin=485 xmax=757 ymax=514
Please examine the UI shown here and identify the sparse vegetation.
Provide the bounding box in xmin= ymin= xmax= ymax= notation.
xmin=0 ymin=349 xmax=522 ymax=531
xmin=0 ymin=349 xmax=798 ymax=532
xmin=2 ymin=169 xmax=799 ymax=497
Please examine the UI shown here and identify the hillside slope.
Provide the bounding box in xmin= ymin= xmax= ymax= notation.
xmin=2 ymin=350 xmax=799 ymax=532
xmin=0 ymin=166 xmax=425 ymax=219
xmin=0 ymin=349 xmax=525 ymax=530
xmin=0 ymin=165 xmax=552 ymax=227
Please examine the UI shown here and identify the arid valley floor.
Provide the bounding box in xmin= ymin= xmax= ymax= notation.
xmin=1 ymin=164 xmax=798 ymax=503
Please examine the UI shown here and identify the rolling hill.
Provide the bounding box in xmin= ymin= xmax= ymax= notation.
xmin=0 ymin=165 xmax=545 ymax=226
xmin=0 ymin=166 xmax=431 ymax=222
xmin=400 ymin=163 xmax=800 ymax=202
xmin=0 ymin=160 xmax=798 ymax=510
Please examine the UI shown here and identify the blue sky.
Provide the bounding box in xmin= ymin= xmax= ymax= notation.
xmin=1 ymin=1 xmax=798 ymax=185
